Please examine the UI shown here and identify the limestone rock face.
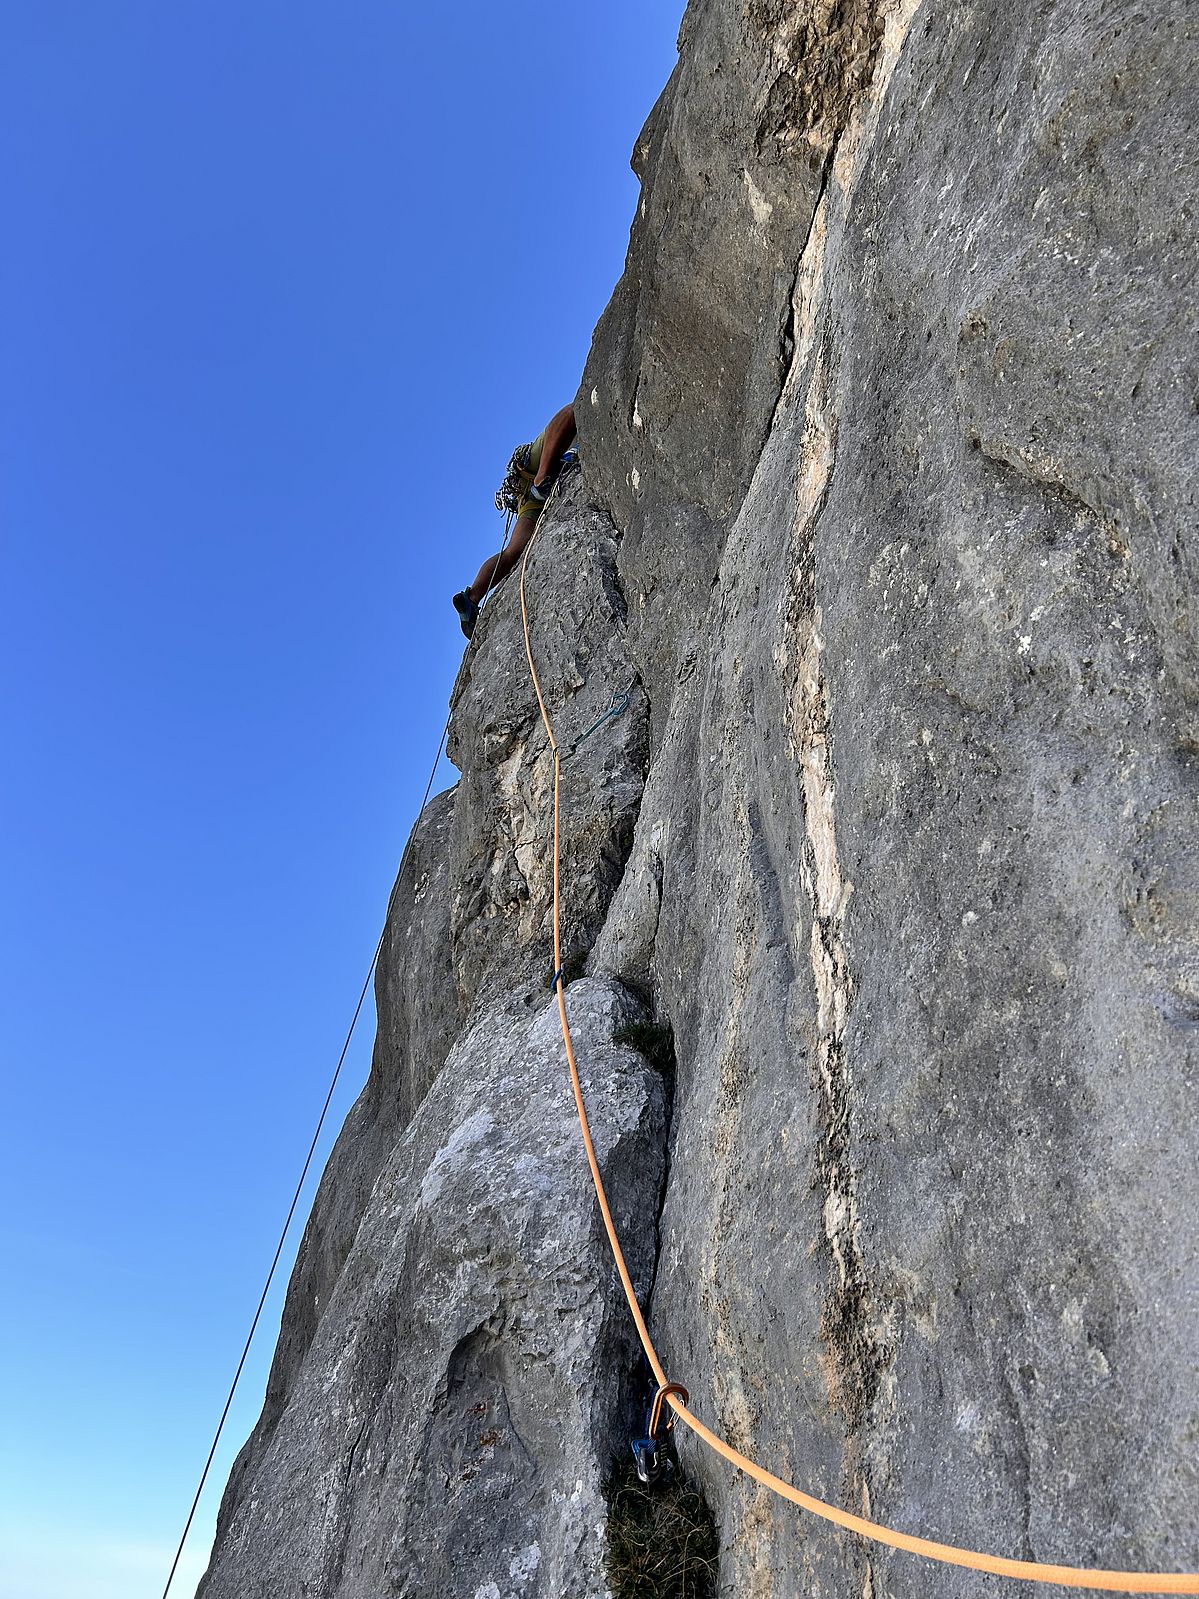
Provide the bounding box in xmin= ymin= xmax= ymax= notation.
xmin=445 ymin=479 xmax=650 ymax=1013
xmin=200 ymin=0 xmax=1198 ymax=1595
xmin=199 ymin=980 xmax=666 ymax=1599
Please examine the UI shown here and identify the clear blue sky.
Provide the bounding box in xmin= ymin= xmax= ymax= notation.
xmin=0 ymin=6 xmax=682 ymax=1595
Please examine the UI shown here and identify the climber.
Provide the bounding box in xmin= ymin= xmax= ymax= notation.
xmin=452 ymin=402 xmax=577 ymax=638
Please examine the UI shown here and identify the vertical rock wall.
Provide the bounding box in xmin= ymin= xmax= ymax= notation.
xmin=585 ymin=0 xmax=1197 ymax=1591
xmin=199 ymin=1 xmax=1198 ymax=1594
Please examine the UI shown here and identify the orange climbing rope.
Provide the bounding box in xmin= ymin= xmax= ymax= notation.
xmin=516 ymin=505 xmax=1199 ymax=1594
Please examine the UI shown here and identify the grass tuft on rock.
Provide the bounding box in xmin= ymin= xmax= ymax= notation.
xmin=545 ymin=948 xmax=589 ymax=991
xmin=613 ymin=1020 xmax=677 ymax=1077
xmin=604 ymin=1462 xmax=718 ymax=1599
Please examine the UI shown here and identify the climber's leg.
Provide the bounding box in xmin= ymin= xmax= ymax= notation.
xmin=469 ymin=511 xmax=539 ymax=603
xmin=452 ymin=405 xmax=576 ymax=638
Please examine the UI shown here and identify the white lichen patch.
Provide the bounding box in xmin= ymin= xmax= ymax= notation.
xmin=810 ymin=920 xmax=838 ymax=1046
xmin=495 ymin=741 xmax=552 ymax=937
xmin=833 ymin=0 xmax=925 ymax=203
xmin=823 ymin=1183 xmax=851 ymax=1289
xmin=742 ymin=166 xmax=774 ymax=226
xmin=955 ymin=1399 xmax=983 ymax=1434
xmin=803 ymin=734 xmax=844 ymax=922
xmin=509 ymin=1543 xmax=541 ymax=1584
xmin=420 ymin=1109 xmax=495 ymax=1209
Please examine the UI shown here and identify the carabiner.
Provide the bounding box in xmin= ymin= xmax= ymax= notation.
xmin=631 ymin=1382 xmax=689 ymax=1486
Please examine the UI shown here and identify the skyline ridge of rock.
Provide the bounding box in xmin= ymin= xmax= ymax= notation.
xmin=198 ymin=0 xmax=1199 ymax=1593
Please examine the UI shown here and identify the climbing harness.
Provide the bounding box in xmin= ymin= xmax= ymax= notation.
xmin=516 ymin=505 xmax=1199 ymax=1592
xmin=632 ymin=1382 xmax=690 ymax=1486
xmin=494 ymin=445 xmax=532 ymax=514
xmin=494 ymin=443 xmax=579 ymax=515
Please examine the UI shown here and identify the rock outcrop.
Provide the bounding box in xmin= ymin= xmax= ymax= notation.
xmin=199 ymin=1 xmax=1198 ymax=1594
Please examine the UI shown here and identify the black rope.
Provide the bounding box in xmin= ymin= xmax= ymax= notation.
xmin=165 ymin=454 xmax=544 ymax=1593
xmin=161 ymin=709 xmax=453 ymax=1598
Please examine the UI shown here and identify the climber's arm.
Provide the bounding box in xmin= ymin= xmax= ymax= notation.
xmin=533 ymin=404 xmax=577 ymax=487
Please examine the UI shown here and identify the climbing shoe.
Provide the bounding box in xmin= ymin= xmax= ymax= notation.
xmin=452 ymin=590 xmax=479 ymax=639
xmin=529 ymin=477 xmax=552 ymax=502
